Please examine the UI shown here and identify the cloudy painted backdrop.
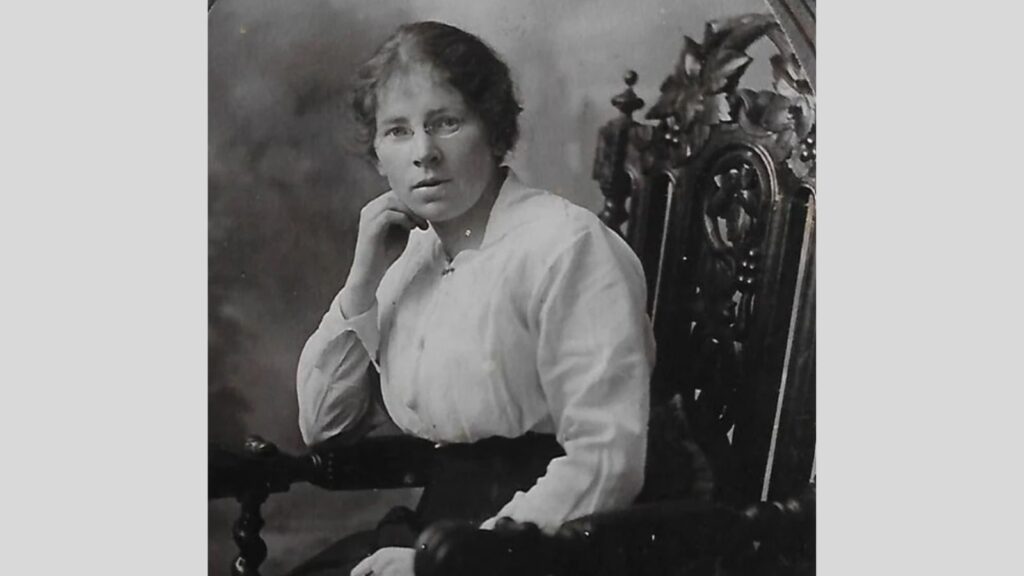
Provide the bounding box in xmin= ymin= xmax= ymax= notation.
xmin=209 ymin=0 xmax=774 ymax=573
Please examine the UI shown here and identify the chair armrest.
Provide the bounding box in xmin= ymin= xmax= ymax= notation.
xmin=209 ymin=436 xmax=307 ymax=499
xmin=209 ymin=434 xmax=436 ymax=500
xmin=210 ymin=434 xmax=438 ymax=576
xmin=303 ymin=433 xmax=436 ymax=491
xmin=413 ymin=485 xmax=815 ymax=576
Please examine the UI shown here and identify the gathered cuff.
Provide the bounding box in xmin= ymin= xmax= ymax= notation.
xmin=320 ymin=290 xmax=381 ymax=370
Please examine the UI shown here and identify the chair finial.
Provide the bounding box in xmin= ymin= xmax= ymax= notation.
xmin=611 ymin=70 xmax=644 ymax=117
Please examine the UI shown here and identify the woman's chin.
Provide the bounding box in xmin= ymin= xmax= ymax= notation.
xmin=412 ymin=202 xmax=459 ymax=224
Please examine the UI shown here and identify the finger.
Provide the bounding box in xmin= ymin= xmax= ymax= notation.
xmin=363 ymin=191 xmax=396 ymax=216
xmin=375 ymin=547 xmax=413 ymax=575
xmin=410 ymin=213 xmax=429 ymax=230
xmin=380 ymin=209 xmax=419 ymax=231
xmin=382 ymin=194 xmax=429 ymax=230
xmin=351 ymin=553 xmax=375 ymax=576
xmin=390 ymin=207 xmax=428 ymax=231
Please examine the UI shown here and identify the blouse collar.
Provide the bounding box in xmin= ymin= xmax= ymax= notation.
xmin=422 ymin=166 xmax=544 ymax=262
xmin=478 ymin=166 xmax=543 ymax=249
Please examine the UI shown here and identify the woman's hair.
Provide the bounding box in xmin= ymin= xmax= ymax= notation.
xmin=350 ymin=21 xmax=522 ymax=163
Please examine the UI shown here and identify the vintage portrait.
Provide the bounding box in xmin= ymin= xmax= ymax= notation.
xmin=208 ymin=1 xmax=816 ymax=575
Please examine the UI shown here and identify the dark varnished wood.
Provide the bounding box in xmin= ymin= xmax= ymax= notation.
xmin=231 ymin=491 xmax=268 ymax=576
xmin=764 ymin=0 xmax=816 ymax=90
xmin=414 ymin=484 xmax=814 ymax=576
xmin=209 ymin=435 xmax=436 ymax=501
xmin=593 ymin=12 xmax=816 ymax=506
xmin=210 ymin=434 xmax=436 ymax=575
xmin=595 ymin=70 xmax=644 ymax=237
xmin=763 ymin=191 xmax=815 ymax=502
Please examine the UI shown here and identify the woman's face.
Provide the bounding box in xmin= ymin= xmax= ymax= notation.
xmin=373 ymin=65 xmax=499 ymax=223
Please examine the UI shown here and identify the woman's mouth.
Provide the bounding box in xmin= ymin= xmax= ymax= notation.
xmin=413 ymin=177 xmax=451 ymax=190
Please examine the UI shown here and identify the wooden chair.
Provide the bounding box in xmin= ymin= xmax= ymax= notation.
xmin=209 ymin=10 xmax=816 ymax=576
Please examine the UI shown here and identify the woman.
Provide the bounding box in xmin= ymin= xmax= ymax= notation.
xmin=295 ymin=21 xmax=654 ymax=576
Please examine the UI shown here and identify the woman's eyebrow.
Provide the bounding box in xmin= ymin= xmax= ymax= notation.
xmin=378 ymin=107 xmax=462 ymax=127
xmin=377 ymin=115 xmax=408 ymax=126
xmin=425 ymin=107 xmax=463 ymax=118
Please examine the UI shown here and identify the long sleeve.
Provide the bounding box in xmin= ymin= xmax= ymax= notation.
xmin=296 ymin=288 xmax=382 ymax=446
xmin=484 ymin=224 xmax=655 ymax=533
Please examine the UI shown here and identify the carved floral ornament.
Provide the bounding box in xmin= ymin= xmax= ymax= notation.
xmin=706 ymin=162 xmax=763 ymax=254
xmin=644 ymin=13 xmax=816 ymax=174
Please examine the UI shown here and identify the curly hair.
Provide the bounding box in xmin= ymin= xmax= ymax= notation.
xmin=350 ymin=21 xmax=522 ymax=163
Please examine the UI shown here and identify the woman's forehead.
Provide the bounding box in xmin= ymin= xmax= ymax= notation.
xmin=376 ymin=65 xmax=466 ymax=116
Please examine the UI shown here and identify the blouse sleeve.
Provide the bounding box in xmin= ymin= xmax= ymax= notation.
xmin=295 ymin=288 xmax=382 ymax=446
xmin=483 ymin=223 xmax=655 ymax=533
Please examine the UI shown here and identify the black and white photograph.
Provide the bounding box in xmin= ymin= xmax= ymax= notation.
xmin=207 ymin=1 xmax=815 ymax=575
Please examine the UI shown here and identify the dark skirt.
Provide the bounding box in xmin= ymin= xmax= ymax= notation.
xmin=287 ymin=433 xmax=564 ymax=576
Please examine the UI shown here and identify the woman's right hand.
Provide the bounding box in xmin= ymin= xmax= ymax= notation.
xmin=340 ymin=191 xmax=428 ymax=318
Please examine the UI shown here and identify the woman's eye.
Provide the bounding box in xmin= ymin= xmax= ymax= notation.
xmin=431 ymin=116 xmax=462 ymax=135
xmin=384 ymin=126 xmax=411 ymax=138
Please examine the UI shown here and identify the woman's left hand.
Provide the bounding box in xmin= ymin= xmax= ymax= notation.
xmin=350 ymin=547 xmax=415 ymax=576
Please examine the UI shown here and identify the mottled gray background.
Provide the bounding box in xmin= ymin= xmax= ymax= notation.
xmin=208 ymin=0 xmax=774 ymax=573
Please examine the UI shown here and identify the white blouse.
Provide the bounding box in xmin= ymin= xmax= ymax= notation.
xmin=297 ymin=170 xmax=655 ymax=532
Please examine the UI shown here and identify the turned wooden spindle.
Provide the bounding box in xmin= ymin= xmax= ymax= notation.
xmin=232 ymin=491 xmax=269 ymax=576
xmin=595 ymin=70 xmax=644 ymax=236
xmin=229 ymin=435 xmax=276 ymax=576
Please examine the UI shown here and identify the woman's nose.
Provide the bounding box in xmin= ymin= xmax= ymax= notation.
xmin=412 ymin=132 xmax=442 ymax=168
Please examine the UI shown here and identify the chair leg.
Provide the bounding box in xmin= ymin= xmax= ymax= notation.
xmin=231 ymin=490 xmax=268 ymax=576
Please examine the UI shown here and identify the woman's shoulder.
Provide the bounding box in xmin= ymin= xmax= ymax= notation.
xmin=498 ymin=185 xmax=608 ymax=251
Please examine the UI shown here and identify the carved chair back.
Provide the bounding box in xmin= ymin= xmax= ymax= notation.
xmin=593 ymin=13 xmax=816 ymax=506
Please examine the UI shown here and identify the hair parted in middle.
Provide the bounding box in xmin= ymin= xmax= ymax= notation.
xmin=349 ymin=21 xmax=523 ymax=163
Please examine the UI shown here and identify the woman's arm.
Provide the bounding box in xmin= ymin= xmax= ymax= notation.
xmin=296 ymin=290 xmax=381 ymax=445
xmin=297 ymin=191 xmax=427 ymax=446
xmin=484 ymin=223 xmax=655 ymax=533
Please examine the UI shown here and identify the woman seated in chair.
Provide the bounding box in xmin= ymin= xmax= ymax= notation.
xmin=296 ymin=21 xmax=654 ymax=576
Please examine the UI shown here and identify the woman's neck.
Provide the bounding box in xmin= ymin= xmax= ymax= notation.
xmin=432 ymin=167 xmax=506 ymax=261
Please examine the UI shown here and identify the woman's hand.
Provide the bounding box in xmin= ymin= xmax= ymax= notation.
xmin=350 ymin=547 xmax=415 ymax=576
xmin=341 ymin=192 xmax=428 ymax=318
